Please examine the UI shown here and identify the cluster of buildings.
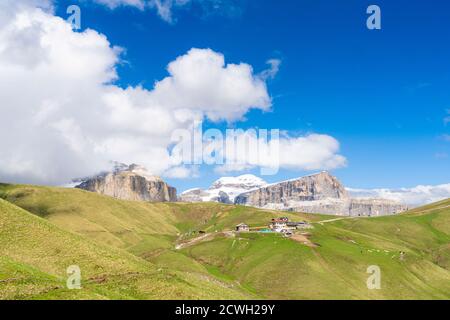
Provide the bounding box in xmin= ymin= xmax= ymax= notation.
xmin=235 ymin=217 xmax=312 ymax=237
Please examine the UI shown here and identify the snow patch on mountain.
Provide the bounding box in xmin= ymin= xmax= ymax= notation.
xmin=180 ymin=174 xmax=267 ymax=203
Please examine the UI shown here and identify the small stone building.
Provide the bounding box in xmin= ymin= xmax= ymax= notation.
xmin=235 ymin=223 xmax=250 ymax=232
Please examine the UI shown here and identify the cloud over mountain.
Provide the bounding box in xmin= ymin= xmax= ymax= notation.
xmin=214 ymin=132 xmax=347 ymax=175
xmin=347 ymin=184 xmax=450 ymax=206
xmin=0 ymin=1 xmax=346 ymax=185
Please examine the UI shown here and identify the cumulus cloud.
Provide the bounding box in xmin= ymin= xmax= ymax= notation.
xmin=276 ymin=134 xmax=347 ymax=170
xmin=0 ymin=1 xmax=277 ymax=185
xmin=213 ymin=131 xmax=347 ymax=175
xmin=0 ymin=1 xmax=346 ymax=185
xmin=147 ymin=0 xmax=179 ymax=23
xmin=164 ymin=165 xmax=199 ymax=179
xmin=156 ymin=49 xmax=271 ymax=121
xmin=347 ymin=184 xmax=450 ymax=207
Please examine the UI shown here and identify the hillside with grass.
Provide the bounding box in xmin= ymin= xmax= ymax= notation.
xmin=182 ymin=200 xmax=450 ymax=299
xmin=0 ymin=184 xmax=325 ymax=257
xmin=0 ymin=183 xmax=449 ymax=300
xmin=0 ymin=195 xmax=254 ymax=300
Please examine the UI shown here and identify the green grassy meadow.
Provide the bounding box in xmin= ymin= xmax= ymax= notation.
xmin=0 ymin=183 xmax=449 ymax=300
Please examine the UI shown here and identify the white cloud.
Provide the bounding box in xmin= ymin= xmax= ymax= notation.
xmin=93 ymin=0 xmax=146 ymax=10
xmin=147 ymin=0 xmax=177 ymax=23
xmin=92 ymin=0 xmax=243 ymax=23
xmin=276 ymin=134 xmax=347 ymax=170
xmin=164 ymin=165 xmax=199 ymax=178
xmin=0 ymin=1 xmax=276 ymax=185
xmin=259 ymin=59 xmax=281 ymax=80
xmin=347 ymin=184 xmax=450 ymax=207
xmin=151 ymin=48 xmax=271 ymax=122
xmin=214 ymin=131 xmax=347 ymax=175
xmin=0 ymin=1 xmax=347 ymax=185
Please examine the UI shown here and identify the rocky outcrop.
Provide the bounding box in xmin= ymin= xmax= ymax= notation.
xmin=217 ymin=191 xmax=231 ymax=204
xmin=347 ymin=198 xmax=408 ymax=217
xmin=75 ymin=164 xmax=177 ymax=202
xmin=235 ymin=172 xmax=348 ymax=206
xmin=260 ymin=198 xmax=407 ymax=216
xmin=235 ymin=172 xmax=408 ymax=216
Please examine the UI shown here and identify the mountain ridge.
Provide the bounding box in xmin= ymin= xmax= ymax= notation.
xmin=1 ymin=183 xmax=449 ymax=300
xmin=180 ymin=174 xmax=267 ymax=203
xmin=182 ymin=171 xmax=408 ymax=216
xmin=71 ymin=164 xmax=447 ymax=217
xmin=75 ymin=163 xmax=177 ymax=202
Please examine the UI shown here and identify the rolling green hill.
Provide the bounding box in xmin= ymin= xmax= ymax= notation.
xmin=0 ymin=184 xmax=324 ymax=257
xmin=0 ymin=196 xmax=254 ymax=300
xmin=0 ymin=183 xmax=449 ymax=300
xmin=182 ymin=200 xmax=450 ymax=299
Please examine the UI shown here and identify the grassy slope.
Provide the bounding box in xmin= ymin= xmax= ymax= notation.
xmin=0 ymin=184 xmax=324 ymax=254
xmin=1 ymin=183 xmax=449 ymax=300
xmin=0 ymin=184 xmax=324 ymax=300
xmin=183 ymin=200 xmax=450 ymax=299
xmin=0 ymin=198 xmax=253 ymax=300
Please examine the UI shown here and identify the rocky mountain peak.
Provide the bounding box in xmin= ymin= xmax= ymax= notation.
xmin=236 ymin=171 xmax=349 ymax=207
xmin=235 ymin=172 xmax=407 ymax=216
xmin=75 ymin=163 xmax=176 ymax=202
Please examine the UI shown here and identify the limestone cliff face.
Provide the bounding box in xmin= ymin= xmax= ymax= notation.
xmin=261 ymin=198 xmax=408 ymax=216
xmin=235 ymin=172 xmax=408 ymax=216
xmin=76 ymin=164 xmax=177 ymax=202
xmin=347 ymin=198 xmax=408 ymax=217
xmin=235 ymin=172 xmax=348 ymax=207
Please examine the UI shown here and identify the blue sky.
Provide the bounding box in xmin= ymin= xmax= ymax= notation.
xmin=50 ymin=0 xmax=449 ymax=191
